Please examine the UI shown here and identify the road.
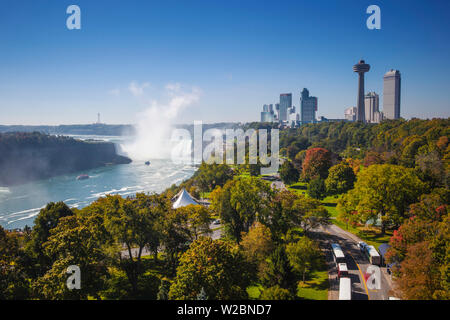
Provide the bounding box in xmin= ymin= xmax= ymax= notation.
xmin=268 ymin=177 xmax=395 ymax=300
xmin=310 ymin=223 xmax=395 ymax=300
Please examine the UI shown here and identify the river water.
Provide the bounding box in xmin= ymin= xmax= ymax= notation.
xmin=0 ymin=135 xmax=196 ymax=229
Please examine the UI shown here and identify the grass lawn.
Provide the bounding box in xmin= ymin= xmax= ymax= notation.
xmin=296 ymin=259 xmax=329 ymax=300
xmin=287 ymin=182 xmax=307 ymax=195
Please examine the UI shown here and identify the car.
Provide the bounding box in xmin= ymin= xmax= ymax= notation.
xmin=213 ymin=219 xmax=221 ymax=225
xmin=358 ymin=241 xmax=368 ymax=253
xmin=337 ymin=263 xmax=349 ymax=278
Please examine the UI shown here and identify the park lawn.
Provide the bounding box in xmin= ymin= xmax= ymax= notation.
xmin=296 ymin=256 xmax=329 ymax=301
xmin=322 ymin=194 xmax=341 ymax=218
xmin=288 ymin=182 xmax=307 ymax=195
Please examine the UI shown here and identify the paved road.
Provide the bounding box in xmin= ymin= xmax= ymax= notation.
xmin=310 ymin=223 xmax=395 ymax=300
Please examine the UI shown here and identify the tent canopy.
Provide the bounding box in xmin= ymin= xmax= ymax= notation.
xmin=172 ymin=188 xmax=199 ymax=209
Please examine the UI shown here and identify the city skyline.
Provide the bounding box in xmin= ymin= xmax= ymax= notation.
xmin=1 ymin=0 xmax=450 ymax=125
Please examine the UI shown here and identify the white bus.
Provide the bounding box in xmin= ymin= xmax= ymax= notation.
xmin=331 ymin=243 xmax=346 ymax=265
xmin=339 ymin=277 xmax=352 ymax=300
xmin=365 ymin=245 xmax=381 ymax=266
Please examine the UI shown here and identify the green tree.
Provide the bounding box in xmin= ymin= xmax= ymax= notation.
xmin=169 ymin=237 xmax=251 ymax=299
xmin=286 ymin=237 xmax=321 ymax=282
xmin=307 ymin=178 xmax=327 ymax=200
xmin=211 ymin=176 xmax=272 ymax=243
xmin=260 ymin=285 xmax=294 ymax=300
xmin=325 ymin=162 xmax=356 ymax=195
xmin=338 ymin=164 xmax=426 ymax=233
xmin=280 ymin=160 xmax=300 ymax=185
xmin=0 ymin=227 xmax=30 ymax=299
xmin=25 ymin=202 xmax=74 ymax=276
xmin=32 ymin=214 xmax=109 ymax=299
xmin=261 ymin=246 xmax=295 ymax=291
xmin=175 ymin=204 xmax=212 ymax=240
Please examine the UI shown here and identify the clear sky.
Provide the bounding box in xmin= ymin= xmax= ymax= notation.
xmin=0 ymin=0 xmax=449 ymax=125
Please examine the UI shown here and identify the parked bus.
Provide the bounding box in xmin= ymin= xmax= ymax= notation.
xmin=339 ymin=277 xmax=352 ymax=300
xmin=331 ymin=243 xmax=346 ymax=265
xmin=365 ymin=245 xmax=381 ymax=266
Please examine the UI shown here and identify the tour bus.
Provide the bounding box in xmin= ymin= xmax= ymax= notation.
xmin=339 ymin=277 xmax=352 ymax=300
xmin=331 ymin=243 xmax=346 ymax=265
xmin=365 ymin=245 xmax=381 ymax=266
xmin=337 ymin=263 xmax=349 ymax=278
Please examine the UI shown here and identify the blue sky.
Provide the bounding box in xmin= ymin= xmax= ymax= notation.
xmin=0 ymin=0 xmax=449 ymax=125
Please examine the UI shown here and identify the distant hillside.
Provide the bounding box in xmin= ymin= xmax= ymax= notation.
xmin=0 ymin=124 xmax=135 ymax=136
xmin=0 ymin=132 xmax=132 ymax=186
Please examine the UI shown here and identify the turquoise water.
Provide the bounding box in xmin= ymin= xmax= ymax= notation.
xmin=0 ymin=135 xmax=196 ymax=229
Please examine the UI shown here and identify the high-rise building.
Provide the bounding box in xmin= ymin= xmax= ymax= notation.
xmin=364 ymin=92 xmax=379 ymax=123
xmin=279 ymin=94 xmax=292 ymax=122
xmin=383 ymin=69 xmax=401 ymax=119
xmin=261 ymin=111 xmax=273 ymax=122
xmin=300 ymin=88 xmax=318 ymax=123
xmin=344 ymin=106 xmax=357 ymax=121
xmin=373 ymin=111 xmax=384 ymax=123
xmin=353 ymin=60 xmax=371 ymax=122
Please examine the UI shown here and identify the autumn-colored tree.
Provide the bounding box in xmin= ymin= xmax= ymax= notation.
xmin=240 ymin=222 xmax=275 ymax=278
xmin=325 ymin=162 xmax=356 ymax=195
xmin=394 ymin=241 xmax=443 ymax=300
xmin=337 ymin=164 xmax=426 ymax=233
xmin=363 ymin=151 xmax=383 ymax=167
xmin=169 ymin=237 xmax=252 ymax=299
xmin=302 ymin=148 xmax=332 ymax=181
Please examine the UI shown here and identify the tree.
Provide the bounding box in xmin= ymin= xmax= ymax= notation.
xmin=338 ymin=164 xmax=426 ymax=233
xmin=157 ymin=279 xmax=170 ymax=300
xmin=261 ymin=246 xmax=295 ymax=291
xmin=195 ymin=162 xmax=234 ymax=193
xmin=169 ymin=237 xmax=252 ymax=299
xmin=175 ymin=204 xmax=212 ymax=240
xmin=211 ymin=176 xmax=272 ymax=243
xmin=32 ymin=214 xmax=109 ymax=299
xmin=394 ymin=241 xmax=443 ymax=300
xmin=286 ymin=237 xmax=321 ymax=282
xmin=0 ymin=227 xmax=30 ymax=299
xmin=307 ymin=178 xmax=327 ymax=200
xmin=100 ymin=193 xmax=167 ymax=295
xmin=25 ymin=202 xmax=74 ymax=276
xmin=263 ymin=190 xmax=330 ymax=238
xmin=302 ymin=148 xmax=332 ymax=181
xmin=325 ymin=162 xmax=356 ymax=195
xmin=260 ymin=286 xmax=294 ymax=300
xmin=240 ymin=222 xmax=275 ymax=277
xmin=280 ymin=160 xmax=300 ymax=185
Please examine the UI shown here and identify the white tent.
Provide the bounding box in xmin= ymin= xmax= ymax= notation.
xmin=172 ymin=188 xmax=199 ymax=209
